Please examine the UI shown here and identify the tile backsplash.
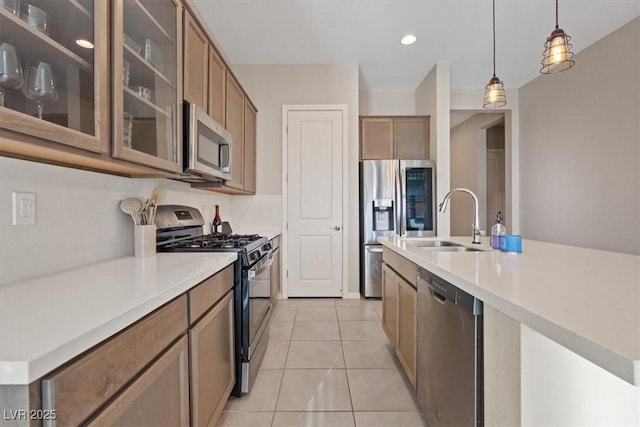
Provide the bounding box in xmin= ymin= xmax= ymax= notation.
xmin=0 ymin=157 xmax=233 ymax=283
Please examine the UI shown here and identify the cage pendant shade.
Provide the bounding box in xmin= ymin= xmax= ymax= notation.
xmin=540 ymin=0 xmax=575 ymax=74
xmin=483 ymin=0 xmax=506 ymax=109
xmin=540 ymin=27 xmax=575 ymax=73
xmin=483 ymin=75 xmax=506 ymax=108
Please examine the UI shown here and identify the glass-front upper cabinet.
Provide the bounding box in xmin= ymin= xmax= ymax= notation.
xmin=0 ymin=0 xmax=108 ymax=152
xmin=112 ymin=0 xmax=182 ymax=173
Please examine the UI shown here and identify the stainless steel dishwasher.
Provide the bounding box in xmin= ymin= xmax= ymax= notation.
xmin=417 ymin=268 xmax=484 ymax=427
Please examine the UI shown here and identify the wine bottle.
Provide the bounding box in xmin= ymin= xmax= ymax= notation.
xmin=213 ymin=205 xmax=221 ymax=234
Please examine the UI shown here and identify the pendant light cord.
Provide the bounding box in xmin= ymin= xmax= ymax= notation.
xmin=492 ymin=0 xmax=496 ymax=77
xmin=555 ymin=0 xmax=559 ymax=29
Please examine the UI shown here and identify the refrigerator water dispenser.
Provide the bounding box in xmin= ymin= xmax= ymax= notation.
xmin=372 ymin=200 xmax=394 ymax=231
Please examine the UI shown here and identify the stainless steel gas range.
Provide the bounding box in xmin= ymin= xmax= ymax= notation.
xmin=155 ymin=205 xmax=273 ymax=396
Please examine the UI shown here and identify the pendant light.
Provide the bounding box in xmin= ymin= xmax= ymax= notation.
xmin=540 ymin=0 xmax=575 ymax=74
xmin=483 ymin=0 xmax=506 ymax=109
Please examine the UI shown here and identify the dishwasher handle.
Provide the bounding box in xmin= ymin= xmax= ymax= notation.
xmin=430 ymin=287 xmax=448 ymax=304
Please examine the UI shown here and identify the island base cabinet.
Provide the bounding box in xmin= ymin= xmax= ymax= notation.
xmin=86 ymin=335 xmax=190 ymax=426
xmin=396 ymin=278 xmax=417 ymax=386
xmin=189 ymin=290 xmax=235 ymax=427
xmin=381 ymin=263 xmax=398 ymax=345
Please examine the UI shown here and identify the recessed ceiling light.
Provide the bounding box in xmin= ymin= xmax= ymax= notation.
xmin=400 ymin=35 xmax=416 ymax=45
xmin=75 ymin=39 xmax=94 ymax=49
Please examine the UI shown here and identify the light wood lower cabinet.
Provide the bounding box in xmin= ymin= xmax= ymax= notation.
xmin=34 ymin=266 xmax=237 ymax=427
xmin=382 ymin=248 xmax=417 ymax=387
xmin=396 ymin=277 xmax=417 ymax=386
xmin=381 ymin=263 xmax=398 ymax=345
xmin=41 ymin=296 xmax=187 ymax=426
xmin=86 ymin=336 xmax=190 ymax=427
xmin=189 ymin=290 xmax=234 ymax=427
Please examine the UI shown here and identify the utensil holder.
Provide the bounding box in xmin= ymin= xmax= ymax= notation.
xmin=134 ymin=224 xmax=156 ymax=257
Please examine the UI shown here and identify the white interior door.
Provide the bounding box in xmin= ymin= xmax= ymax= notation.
xmin=286 ymin=109 xmax=344 ymax=297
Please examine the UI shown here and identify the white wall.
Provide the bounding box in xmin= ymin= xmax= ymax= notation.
xmin=0 ymin=157 xmax=232 ymax=284
xmin=449 ymin=113 xmax=503 ymax=235
xmin=359 ymin=90 xmax=415 ymax=116
xmin=519 ymin=17 xmax=640 ymax=255
xmin=415 ymin=63 xmax=451 ymax=236
xmin=521 ymin=326 xmax=640 ymax=426
xmin=232 ymin=64 xmax=361 ymax=296
xmin=450 ymin=88 xmax=520 ymax=234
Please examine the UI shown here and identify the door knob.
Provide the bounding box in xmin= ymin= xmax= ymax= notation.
xmin=333 ymin=226 xmax=341 ymax=231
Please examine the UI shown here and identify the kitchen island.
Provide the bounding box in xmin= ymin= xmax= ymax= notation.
xmin=380 ymin=235 xmax=640 ymax=426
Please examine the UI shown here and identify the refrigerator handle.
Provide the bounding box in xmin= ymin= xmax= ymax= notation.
xmin=396 ymin=164 xmax=404 ymax=236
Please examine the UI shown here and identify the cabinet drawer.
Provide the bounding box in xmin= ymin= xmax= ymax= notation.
xmin=188 ymin=264 xmax=234 ymax=324
xmin=41 ymin=295 xmax=188 ymax=426
xmin=383 ymin=248 xmax=417 ymax=287
xmin=86 ymin=335 xmax=190 ymax=427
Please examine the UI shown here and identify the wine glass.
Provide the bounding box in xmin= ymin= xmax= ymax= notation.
xmin=22 ymin=61 xmax=58 ymax=119
xmin=0 ymin=43 xmax=23 ymax=107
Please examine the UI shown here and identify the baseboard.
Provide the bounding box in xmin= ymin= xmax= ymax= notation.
xmin=342 ymin=292 xmax=361 ymax=299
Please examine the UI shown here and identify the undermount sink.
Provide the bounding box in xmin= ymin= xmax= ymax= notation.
xmin=419 ymin=246 xmax=486 ymax=252
xmin=409 ymin=240 xmax=463 ymax=248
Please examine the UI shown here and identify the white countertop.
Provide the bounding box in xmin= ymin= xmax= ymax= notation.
xmin=379 ymin=236 xmax=640 ymax=386
xmin=0 ymin=252 xmax=237 ymax=385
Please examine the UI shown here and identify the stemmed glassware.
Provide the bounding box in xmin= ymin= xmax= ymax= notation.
xmin=0 ymin=43 xmax=23 ymax=107
xmin=21 ymin=61 xmax=58 ymax=119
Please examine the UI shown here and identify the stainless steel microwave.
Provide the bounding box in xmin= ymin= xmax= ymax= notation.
xmin=183 ymin=102 xmax=232 ymax=182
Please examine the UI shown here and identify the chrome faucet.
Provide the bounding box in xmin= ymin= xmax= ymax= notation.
xmin=438 ymin=188 xmax=483 ymax=244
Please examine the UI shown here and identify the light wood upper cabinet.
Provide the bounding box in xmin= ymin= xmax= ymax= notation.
xmin=225 ymin=72 xmax=245 ymax=191
xmin=183 ymin=12 xmax=209 ymax=112
xmin=111 ymin=0 xmax=183 ymax=173
xmin=0 ymin=0 xmax=109 ymax=153
xmin=243 ymin=99 xmax=257 ymax=194
xmin=208 ymin=46 xmax=226 ymax=125
xmin=361 ymin=118 xmax=393 ymax=159
xmin=87 ymin=336 xmax=190 ymax=427
xmin=360 ymin=116 xmax=430 ymax=160
xmin=394 ymin=117 xmax=429 ymax=159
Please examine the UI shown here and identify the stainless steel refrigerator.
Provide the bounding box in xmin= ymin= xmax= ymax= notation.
xmin=360 ymin=159 xmax=436 ymax=297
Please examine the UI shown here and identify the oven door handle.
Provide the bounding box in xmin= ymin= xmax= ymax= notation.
xmin=248 ymin=253 xmax=273 ymax=279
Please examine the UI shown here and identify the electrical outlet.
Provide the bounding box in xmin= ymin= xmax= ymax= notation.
xmin=12 ymin=192 xmax=36 ymax=225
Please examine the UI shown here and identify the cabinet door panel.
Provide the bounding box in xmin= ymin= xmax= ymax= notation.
xmin=224 ymin=72 xmax=244 ymax=190
xmin=208 ymin=46 xmax=226 ymax=124
xmin=397 ymin=277 xmax=417 ymax=386
xmin=393 ymin=118 xmax=429 ymax=160
xmin=381 ymin=263 xmax=398 ymax=345
xmin=0 ymin=0 xmax=109 ymax=153
xmin=361 ymin=118 xmax=393 ymax=160
xmin=112 ymin=0 xmax=182 ymax=173
xmin=183 ymin=12 xmax=209 ymax=112
xmin=190 ymin=291 xmax=235 ymax=427
xmin=243 ymin=99 xmax=257 ymax=194
xmin=87 ymin=336 xmax=190 ymax=427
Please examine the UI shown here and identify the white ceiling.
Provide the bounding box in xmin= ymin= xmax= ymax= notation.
xmin=192 ymin=0 xmax=639 ymax=91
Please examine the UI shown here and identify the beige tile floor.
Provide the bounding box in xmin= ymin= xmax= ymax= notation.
xmin=219 ymin=298 xmax=428 ymax=427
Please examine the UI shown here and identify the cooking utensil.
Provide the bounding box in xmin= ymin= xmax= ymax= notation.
xmin=120 ymin=198 xmax=143 ymax=225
